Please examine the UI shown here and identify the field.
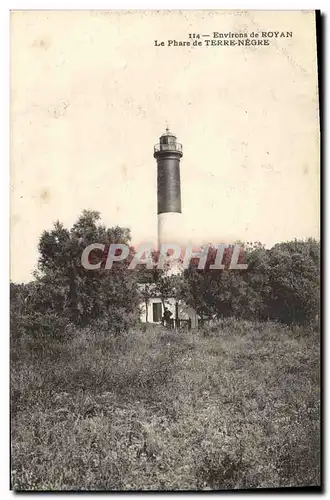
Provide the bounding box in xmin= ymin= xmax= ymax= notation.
xmin=11 ymin=319 xmax=320 ymax=491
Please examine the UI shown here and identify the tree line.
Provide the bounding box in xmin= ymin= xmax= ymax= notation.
xmin=10 ymin=210 xmax=320 ymax=337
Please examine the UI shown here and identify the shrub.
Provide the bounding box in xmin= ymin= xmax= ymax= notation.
xmin=11 ymin=311 xmax=72 ymax=341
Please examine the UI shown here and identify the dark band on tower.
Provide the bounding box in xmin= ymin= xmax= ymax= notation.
xmin=154 ymin=128 xmax=183 ymax=214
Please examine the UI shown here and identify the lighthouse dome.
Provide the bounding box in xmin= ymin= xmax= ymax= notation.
xmin=160 ymin=127 xmax=177 ymax=146
xmin=160 ymin=126 xmax=176 ymax=138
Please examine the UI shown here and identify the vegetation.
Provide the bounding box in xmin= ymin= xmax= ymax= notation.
xmin=11 ymin=320 xmax=320 ymax=490
xmin=11 ymin=211 xmax=139 ymax=336
xmin=180 ymin=240 xmax=320 ymax=326
xmin=10 ymin=212 xmax=320 ymax=334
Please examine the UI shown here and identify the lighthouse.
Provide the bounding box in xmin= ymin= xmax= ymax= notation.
xmin=154 ymin=127 xmax=183 ymax=249
xmin=138 ymin=127 xmax=198 ymax=327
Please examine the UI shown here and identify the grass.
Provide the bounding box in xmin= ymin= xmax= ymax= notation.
xmin=11 ymin=319 xmax=320 ymax=490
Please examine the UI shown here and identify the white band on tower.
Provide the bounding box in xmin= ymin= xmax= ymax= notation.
xmin=158 ymin=212 xmax=183 ymax=249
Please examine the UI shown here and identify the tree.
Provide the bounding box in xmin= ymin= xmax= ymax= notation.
xmin=179 ymin=240 xmax=320 ymax=326
xmin=179 ymin=245 xmax=247 ymax=321
xmin=266 ymin=239 xmax=320 ymax=325
xmin=34 ymin=210 xmax=139 ymax=330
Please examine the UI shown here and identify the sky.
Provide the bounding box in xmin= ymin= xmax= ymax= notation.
xmin=10 ymin=10 xmax=320 ymax=282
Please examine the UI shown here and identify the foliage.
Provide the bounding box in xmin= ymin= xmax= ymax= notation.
xmin=180 ymin=239 xmax=320 ymax=326
xmin=10 ymin=212 xmax=320 ymax=342
xmin=266 ymin=239 xmax=320 ymax=324
xmin=12 ymin=211 xmax=140 ymax=335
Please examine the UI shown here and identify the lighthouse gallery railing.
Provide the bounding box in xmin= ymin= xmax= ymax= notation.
xmin=154 ymin=143 xmax=183 ymax=153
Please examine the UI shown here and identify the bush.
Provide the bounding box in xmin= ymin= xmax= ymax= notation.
xmin=11 ymin=311 xmax=72 ymax=341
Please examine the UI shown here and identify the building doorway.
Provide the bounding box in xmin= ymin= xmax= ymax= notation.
xmin=152 ymin=302 xmax=162 ymax=322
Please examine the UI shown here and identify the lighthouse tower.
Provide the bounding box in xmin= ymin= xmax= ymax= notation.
xmin=154 ymin=127 xmax=183 ymax=249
